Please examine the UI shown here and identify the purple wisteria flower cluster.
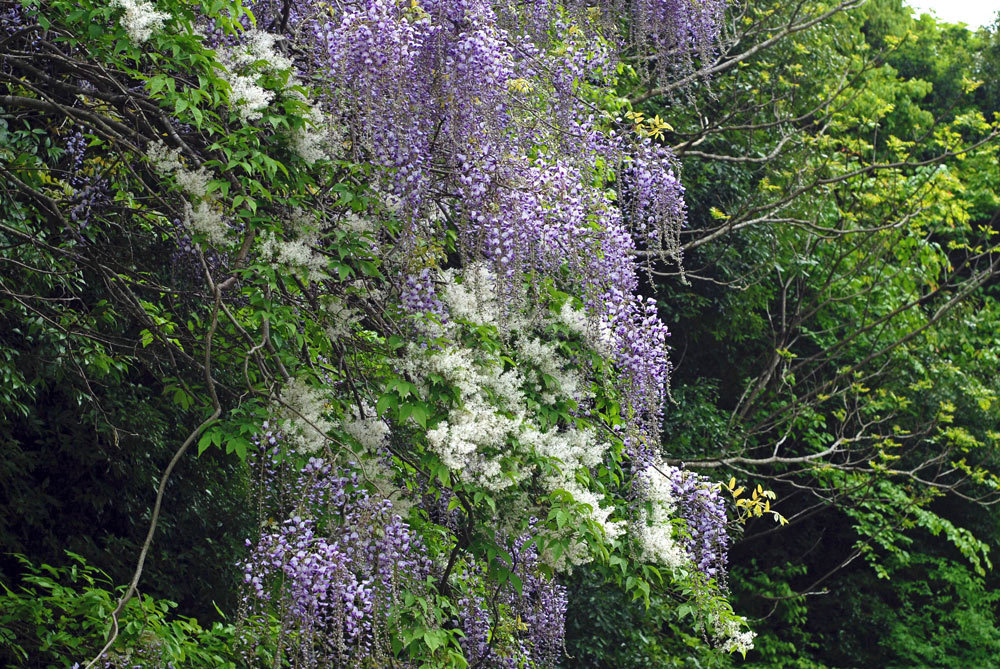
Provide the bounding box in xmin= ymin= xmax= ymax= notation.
xmin=63 ymin=129 xmax=87 ymax=185
xmin=669 ymin=469 xmax=729 ymax=581
xmin=458 ymin=528 xmax=568 ymax=667
xmin=58 ymin=128 xmax=111 ymax=229
xmin=240 ymin=455 xmax=431 ymax=667
xmin=0 ymin=1 xmax=33 ymax=50
xmin=400 ymin=268 xmax=448 ymax=322
xmin=613 ymin=0 xmax=727 ymax=76
xmin=66 ymin=176 xmax=109 ymax=228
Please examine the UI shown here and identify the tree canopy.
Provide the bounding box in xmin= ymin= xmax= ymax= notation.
xmin=1 ymin=0 xmax=998 ymax=667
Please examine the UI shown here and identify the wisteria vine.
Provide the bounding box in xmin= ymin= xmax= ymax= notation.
xmin=0 ymin=0 xmax=759 ymax=664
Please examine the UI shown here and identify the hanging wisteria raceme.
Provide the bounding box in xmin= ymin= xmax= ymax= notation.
xmin=506 ymin=528 xmax=570 ymax=666
xmin=607 ymin=0 xmax=728 ymax=76
xmin=241 ymin=454 xmax=431 ymax=666
xmin=457 ymin=527 xmax=568 ymax=668
xmin=668 ymin=467 xmax=730 ymax=581
xmin=400 ymin=268 xmax=448 ymax=322
xmin=56 ymin=127 xmax=111 ymax=231
xmin=63 ymin=129 xmax=87 ymax=186
xmin=66 ymin=177 xmax=109 ymax=229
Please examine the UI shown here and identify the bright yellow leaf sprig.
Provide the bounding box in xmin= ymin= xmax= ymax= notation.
xmin=724 ymin=478 xmax=788 ymax=525
xmin=624 ymin=110 xmax=673 ymax=140
xmin=507 ymin=78 xmax=534 ymax=94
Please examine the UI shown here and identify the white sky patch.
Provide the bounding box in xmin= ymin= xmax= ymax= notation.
xmin=908 ymin=0 xmax=998 ymax=29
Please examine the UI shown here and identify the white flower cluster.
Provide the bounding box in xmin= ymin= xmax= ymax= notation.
xmin=338 ymin=212 xmax=382 ymax=257
xmin=440 ymin=263 xmax=507 ymax=328
xmin=557 ymin=301 xmax=589 ymax=336
xmin=401 ymin=265 xmax=623 ymax=565
xmin=174 ymin=165 xmax=211 ymax=198
xmin=226 ymin=73 xmax=274 ymax=123
xmin=404 ymin=267 xmax=705 ymax=575
xmin=110 ymin=0 xmax=168 ymax=44
xmin=289 ymin=97 xmax=337 ymax=165
xmin=635 ymin=466 xmax=688 ymax=570
xmin=520 ymin=425 xmax=623 ymax=544
xmin=420 ymin=344 xmax=525 ymax=491
xmin=713 ymin=615 xmax=757 ymax=655
xmin=547 ymin=538 xmax=593 ymax=573
xmin=184 ymin=201 xmax=228 ymax=247
xmin=516 ymin=335 xmax=588 ymax=404
xmin=215 ymin=28 xmax=337 ymax=156
xmin=342 ymin=211 xmax=377 ymax=236
xmin=322 ymin=296 xmax=361 ymax=340
xmin=229 ymin=30 xmax=293 ymax=72
xmin=435 ymin=264 xmax=591 ymax=403
xmin=147 ymin=141 xmax=183 ymax=173
xmin=340 ymin=209 xmax=378 ymax=236
xmin=342 ymin=403 xmax=390 ymax=452
xmin=216 ymin=30 xmax=291 ymax=124
xmin=258 ymin=208 xmax=334 ymax=277
xmin=275 ymin=376 xmax=333 ymax=454
xmin=260 ymin=232 xmax=325 ymax=277
xmin=147 ymin=141 xmax=229 ymax=246
xmin=558 ymin=300 xmax=613 ymax=356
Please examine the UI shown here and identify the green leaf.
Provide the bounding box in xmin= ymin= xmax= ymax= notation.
xmin=376 ymin=393 xmax=398 ymax=417
xmin=226 ymin=437 xmax=249 ymax=460
xmin=197 ymin=431 xmax=215 ymax=456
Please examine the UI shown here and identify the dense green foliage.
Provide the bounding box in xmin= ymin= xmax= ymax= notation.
xmin=0 ymin=554 xmax=238 ymax=667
